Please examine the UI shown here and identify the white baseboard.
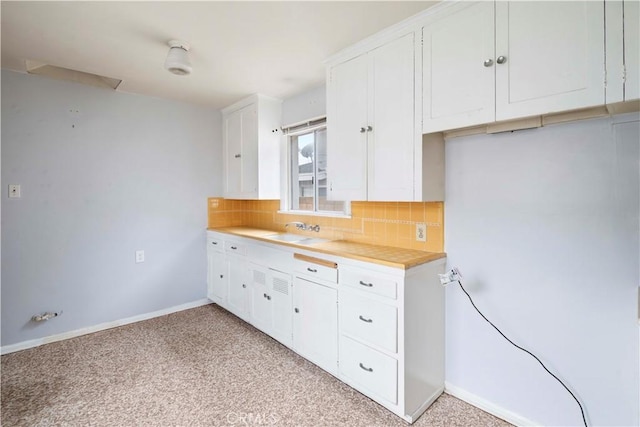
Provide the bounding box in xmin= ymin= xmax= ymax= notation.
xmin=444 ymin=381 xmax=540 ymax=426
xmin=1 ymin=299 xmax=212 ymax=355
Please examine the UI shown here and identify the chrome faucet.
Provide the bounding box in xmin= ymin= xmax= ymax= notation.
xmin=285 ymin=222 xmax=321 ymax=232
xmin=285 ymin=221 xmax=307 ymax=230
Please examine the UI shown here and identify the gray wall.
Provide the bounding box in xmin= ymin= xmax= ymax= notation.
xmin=1 ymin=70 xmax=222 ymax=347
xmin=444 ymin=115 xmax=639 ymax=426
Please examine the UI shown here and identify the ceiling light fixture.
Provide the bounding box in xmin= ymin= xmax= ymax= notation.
xmin=164 ymin=40 xmax=192 ymax=76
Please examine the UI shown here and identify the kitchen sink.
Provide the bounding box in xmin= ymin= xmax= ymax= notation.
xmin=264 ymin=233 xmax=328 ymax=245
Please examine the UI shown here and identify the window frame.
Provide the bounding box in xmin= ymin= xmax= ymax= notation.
xmin=279 ymin=117 xmax=350 ymax=217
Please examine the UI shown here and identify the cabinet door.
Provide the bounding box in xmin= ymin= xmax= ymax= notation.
xmin=207 ymin=252 xmax=228 ymax=305
xmin=495 ymin=1 xmax=605 ymax=120
xmin=327 ymin=54 xmax=368 ymax=201
xmin=292 ymin=277 xmax=338 ymax=374
xmin=368 ymin=33 xmax=416 ymax=201
xmin=422 ymin=1 xmax=495 ymax=133
xmin=625 ymin=0 xmax=639 ymax=100
xmin=269 ymin=269 xmax=293 ymax=348
xmin=249 ymin=265 xmax=271 ymax=333
xmin=240 ymin=103 xmax=258 ymax=196
xmin=224 ymin=109 xmax=242 ymax=196
xmin=227 ymin=256 xmax=249 ymax=319
xmin=224 ymin=104 xmax=258 ymax=199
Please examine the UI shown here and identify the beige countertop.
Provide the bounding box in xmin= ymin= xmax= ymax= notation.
xmin=208 ymin=227 xmax=446 ymax=269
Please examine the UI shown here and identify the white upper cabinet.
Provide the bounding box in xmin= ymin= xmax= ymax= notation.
xmin=422 ymin=1 xmax=496 ymax=132
xmin=625 ymin=1 xmax=640 ymax=100
xmin=327 ymin=54 xmax=369 ymax=201
xmin=494 ymin=1 xmax=605 ymax=121
xmin=222 ymin=94 xmax=282 ymax=199
xmin=368 ymin=34 xmax=416 ymax=201
xmin=423 ymin=1 xmax=606 ymax=133
xmin=327 ymin=32 xmax=444 ymax=202
xmin=606 ymin=1 xmax=639 ymax=104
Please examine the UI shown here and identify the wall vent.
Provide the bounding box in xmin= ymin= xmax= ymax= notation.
xmin=272 ymin=277 xmax=289 ymax=295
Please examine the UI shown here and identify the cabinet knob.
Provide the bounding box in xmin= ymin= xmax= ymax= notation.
xmin=234 ymin=154 xmax=241 ymax=158
xmin=267 ymin=295 xmax=271 ymax=301
xmin=264 ymin=293 xmax=268 ymax=298
xmin=294 ymin=308 xmax=299 ymax=313
xmin=496 ymin=56 xmax=507 ymax=64
xmin=242 ymin=284 xmax=246 ymax=288
xmin=220 ymin=274 xmax=224 ymax=279
xmin=483 ymin=58 xmax=494 ymax=67
xmin=359 ymin=127 xmax=366 ymax=133
xmin=366 ymin=125 xmax=373 ymax=132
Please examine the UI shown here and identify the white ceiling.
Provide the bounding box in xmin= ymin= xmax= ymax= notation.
xmin=1 ymin=1 xmax=436 ymax=109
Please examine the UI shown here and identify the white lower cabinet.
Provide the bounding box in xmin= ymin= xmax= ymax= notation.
xmin=206 ymin=234 xmax=227 ymax=304
xmin=249 ymin=264 xmax=293 ymax=348
xmin=292 ymin=276 xmax=338 ymax=375
xmin=339 ymin=335 xmax=398 ymax=405
xmin=337 ymin=261 xmax=446 ymax=423
xmin=225 ymin=241 xmax=250 ymax=321
xmin=206 ymin=231 xmax=445 ymax=423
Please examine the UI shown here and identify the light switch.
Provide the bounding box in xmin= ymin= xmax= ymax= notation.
xmin=8 ymin=185 xmax=21 ymax=198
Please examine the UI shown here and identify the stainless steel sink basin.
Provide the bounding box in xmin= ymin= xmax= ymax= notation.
xmin=264 ymin=233 xmax=328 ymax=245
xmin=264 ymin=233 xmax=305 ymax=242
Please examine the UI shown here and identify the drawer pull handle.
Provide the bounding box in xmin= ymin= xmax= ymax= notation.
xmin=358 ymin=315 xmax=373 ymax=323
xmin=211 ymin=241 xmax=218 ymax=245
xmin=230 ymin=246 xmax=237 ymax=250
xmin=359 ymin=280 xmax=373 ymax=287
xmin=359 ymin=363 xmax=373 ymax=372
xmin=307 ymin=267 xmax=317 ymax=273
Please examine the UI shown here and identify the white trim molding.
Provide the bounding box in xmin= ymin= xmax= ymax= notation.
xmin=444 ymin=381 xmax=540 ymax=427
xmin=1 ymin=299 xmax=212 ymax=355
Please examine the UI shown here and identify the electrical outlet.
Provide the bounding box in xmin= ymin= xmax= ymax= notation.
xmin=416 ymin=223 xmax=426 ymax=242
xmin=8 ymin=184 xmax=21 ymax=198
xmin=135 ymin=250 xmax=145 ymax=263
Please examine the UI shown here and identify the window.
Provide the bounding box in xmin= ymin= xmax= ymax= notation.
xmin=287 ymin=121 xmax=345 ymax=214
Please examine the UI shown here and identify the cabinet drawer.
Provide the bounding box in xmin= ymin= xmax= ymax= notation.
xmin=339 ymin=335 xmax=397 ymax=404
xmin=339 ymin=267 xmax=397 ymax=299
xmin=207 ymin=235 xmax=223 ymax=253
xmin=340 ymin=292 xmax=397 ymax=353
xmin=224 ymin=241 xmax=247 ymax=256
xmin=293 ymin=254 xmax=338 ymax=283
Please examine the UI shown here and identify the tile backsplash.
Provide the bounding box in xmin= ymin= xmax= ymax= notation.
xmin=208 ymin=198 xmax=444 ymax=253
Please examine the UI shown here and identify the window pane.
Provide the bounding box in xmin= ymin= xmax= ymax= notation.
xmin=288 ymin=125 xmax=345 ymax=215
xmin=291 ymin=132 xmax=315 ymax=212
xmin=315 ymin=128 xmax=345 ymax=213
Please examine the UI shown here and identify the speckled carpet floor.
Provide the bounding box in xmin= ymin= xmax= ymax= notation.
xmin=2 ymin=304 xmax=512 ymax=427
